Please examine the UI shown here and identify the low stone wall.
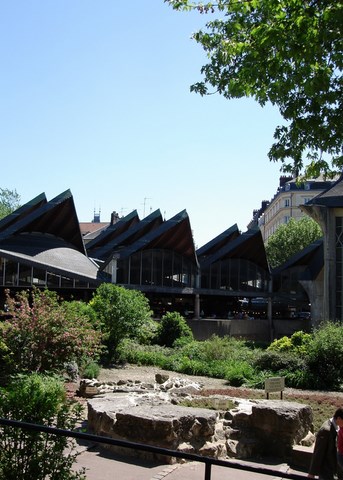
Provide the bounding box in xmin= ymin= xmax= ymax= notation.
xmin=84 ymin=374 xmax=314 ymax=464
xmin=187 ymin=318 xmax=309 ymax=343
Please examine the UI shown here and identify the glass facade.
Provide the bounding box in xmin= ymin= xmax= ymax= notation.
xmin=200 ymin=258 xmax=268 ymax=292
xmin=115 ymin=249 xmax=197 ymax=288
xmin=0 ymin=256 xmax=93 ymax=289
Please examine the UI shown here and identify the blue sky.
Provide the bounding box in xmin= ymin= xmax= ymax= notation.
xmin=0 ymin=0 xmax=284 ymax=248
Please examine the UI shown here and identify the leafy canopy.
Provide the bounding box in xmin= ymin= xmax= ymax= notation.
xmin=0 ymin=188 xmax=20 ymax=220
xmin=89 ymin=283 xmax=155 ymax=361
xmin=265 ymin=216 xmax=322 ymax=268
xmin=166 ymin=0 xmax=343 ymax=178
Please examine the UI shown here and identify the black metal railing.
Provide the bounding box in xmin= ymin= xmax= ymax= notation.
xmin=0 ymin=418 xmax=307 ymax=480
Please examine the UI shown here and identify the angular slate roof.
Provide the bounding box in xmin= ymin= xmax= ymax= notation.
xmin=196 ymin=224 xmax=240 ymax=258
xmin=0 ymin=190 xmax=85 ymax=253
xmin=0 ymin=191 xmax=101 ymax=283
xmin=86 ymin=210 xmax=140 ymax=254
xmin=110 ymin=209 xmax=198 ymax=266
xmin=198 ymin=228 xmax=269 ymax=272
xmin=0 ymin=193 xmax=47 ymax=233
xmin=304 ymin=173 xmax=343 ymax=207
xmin=272 ymin=238 xmax=323 ymax=281
xmin=89 ymin=209 xmax=164 ymax=265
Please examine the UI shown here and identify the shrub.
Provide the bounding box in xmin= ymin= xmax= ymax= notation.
xmin=268 ymin=331 xmax=312 ymax=354
xmin=0 ymin=289 xmax=102 ymax=377
xmin=253 ymin=349 xmax=307 ymax=373
xmin=0 ymin=373 xmax=85 ymax=480
xmin=156 ymin=312 xmax=193 ymax=347
xmin=116 ymin=339 xmax=173 ymax=367
xmin=80 ymin=361 xmax=100 ymax=379
xmin=306 ymin=322 xmax=343 ymax=390
xmin=89 ymin=284 xmax=154 ymax=362
xmin=222 ymin=360 xmax=255 ymax=387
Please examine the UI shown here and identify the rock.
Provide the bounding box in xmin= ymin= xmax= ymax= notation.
xmin=300 ymin=431 xmax=316 ymax=447
xmin=83 ymin=375 xmax=313 ymax=464
xmin=88 ymin=396 xmax=218 ymax=463
xmin=155 ymin=373 xmax=170 ymax=384
xmin=231 ymin=400 xmax=313 ymax=459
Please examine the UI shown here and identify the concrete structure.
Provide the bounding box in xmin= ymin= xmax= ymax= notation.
xmin=301 ymin=173 xmax=343 ymax=322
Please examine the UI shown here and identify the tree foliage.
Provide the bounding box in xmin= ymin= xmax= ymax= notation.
xmin=89 ymin=283 xmax=155 ymax=361
xmin=265 ymin=216 xmax=322 ymax=268
xmin=0 ymin=289 xmax=102 ymax=376
xmin=0 ymin=373 xmax=85 ymax=480
xmin=156 ymin=311 xmax=193 ymax=347
xmin=166 ymin=0 xmax=343 ymax=178
xmin=0 ymin=188 xmax=20 ymax=220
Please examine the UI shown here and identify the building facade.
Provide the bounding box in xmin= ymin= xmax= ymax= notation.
xmin=257 ymin=176 xmax=336 ymax=241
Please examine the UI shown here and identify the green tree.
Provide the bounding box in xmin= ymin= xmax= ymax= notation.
xmin=0 ymin=188 xmax=20 ymax=219
xmin=0 ymin=373 xmax=85 ymax=480
xmin=89 ymin=283 xmax=155 ymax=362
xmin=166 ymin=0 xmax=343 ymax=178
xmin=157 ymin=311 xmax=193 ymax=347
xmin=265 ymin=216 xmax=322 ymax=268
xmin=0 ymin=288 xmax=102 ymax=376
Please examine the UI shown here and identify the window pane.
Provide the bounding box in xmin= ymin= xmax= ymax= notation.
xmin=18 ymin=264 xmax=32 ymax=286
xmin=5 ymin=260 xmax=18 ymax=286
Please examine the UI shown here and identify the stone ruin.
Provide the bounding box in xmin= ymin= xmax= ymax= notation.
xmin=79 ymin=373 xmax=314 ymax=464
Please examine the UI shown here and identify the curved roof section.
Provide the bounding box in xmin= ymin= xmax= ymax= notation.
xmin=0 ymin=234 xmax=99 ymax=281
xmin=199 ymin=229 xmax=269 ymax=271
xmin=0 ymin=191 xmax=101 ymax=283
xmin=113 ymin=210 xmax=198 ymax=265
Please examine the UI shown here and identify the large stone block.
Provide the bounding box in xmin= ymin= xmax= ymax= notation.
xmin=231 ymin=400 xmax=313 ymax=458
xmin=87 ymin=395 xmax=218 ymax=462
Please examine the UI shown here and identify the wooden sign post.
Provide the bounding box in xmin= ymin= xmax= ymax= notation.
xmin=265 ymin=376 xmax=285 ymax=399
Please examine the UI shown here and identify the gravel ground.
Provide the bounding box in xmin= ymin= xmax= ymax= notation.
xmin=97 ymin=364 xmax=231 ymax=389
xmin=97 ymin=363 xmax=343 ymax=401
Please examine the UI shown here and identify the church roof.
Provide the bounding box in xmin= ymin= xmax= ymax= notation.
xmin=0 ymin=191 xmax=101 ymax=283
xmin=110 ymin=209 xmax=198 ymax=266
xmin=198 ymin=228 xmax=269 ymax=272
xmin=89 ymin=209 xmax=164 ymax=265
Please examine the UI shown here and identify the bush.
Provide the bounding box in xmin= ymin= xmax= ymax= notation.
xmin=253 ymin=349 xmax=307 ymax=373
xmin=0 ymin=289 xmax=102 ymax=377
xmin=116 ymin=339 xmax=173 ymax=367
xmin=89 ymin=284 xmax=154 ymax=362
xmin=306 ymin=322 xmax=343 ymax=390
xmin=0 ymin=373 xmax=85 ymax=480
xmin=268 ymin=331 xmax=312 ymax=354
xmin=222 ymin=360 xmax=256 ymax=387
xmin=80 ymin=361 xmax=100 ymax=379
xmin=156 ymin=312 xmax=193 ymax=347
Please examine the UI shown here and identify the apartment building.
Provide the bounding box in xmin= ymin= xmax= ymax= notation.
xmin=257 ymin=176 xmax=336 ymax=242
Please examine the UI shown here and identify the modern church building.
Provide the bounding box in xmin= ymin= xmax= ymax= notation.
xmin=1 ymin=176 xmax=342 ymax=333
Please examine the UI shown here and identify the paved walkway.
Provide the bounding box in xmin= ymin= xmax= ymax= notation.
xmin=75 ymin=443 xmax=307 ymax=480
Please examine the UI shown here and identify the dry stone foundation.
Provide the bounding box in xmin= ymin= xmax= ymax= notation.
xmin=81 ymin=374 xmax=313 ymax=464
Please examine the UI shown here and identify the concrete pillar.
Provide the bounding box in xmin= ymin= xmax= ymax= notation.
xmin=194 ymin=294 xmax=200 ymax=320
xmin=267 ymin=277 xmax=274 ymax=341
